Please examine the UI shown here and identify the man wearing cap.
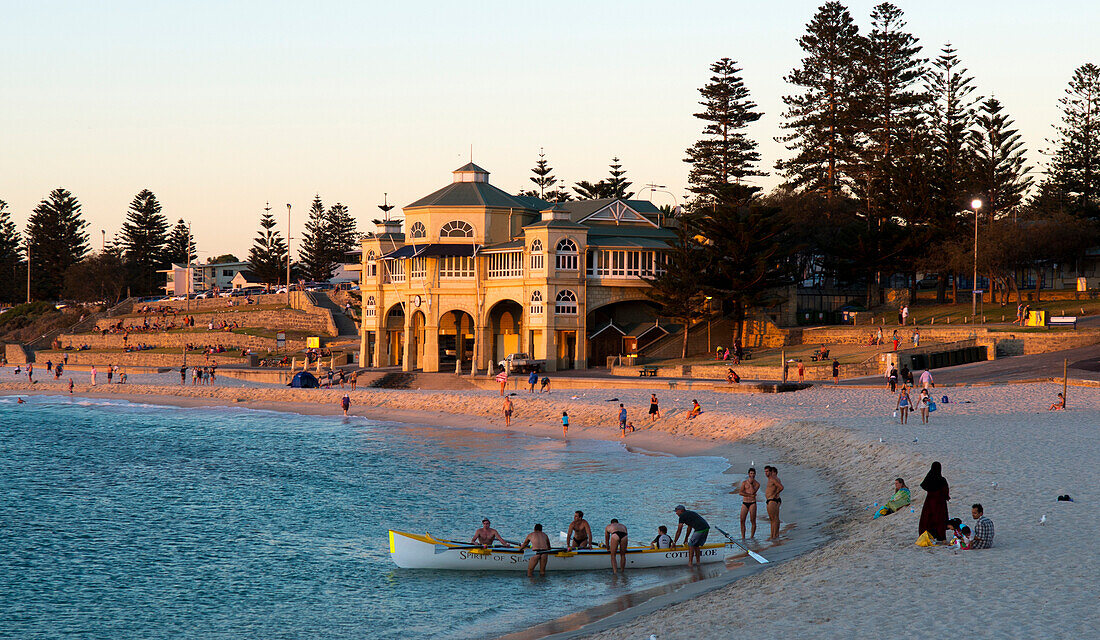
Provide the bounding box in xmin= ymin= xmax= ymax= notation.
xmin=471 ymin=518 xmax=510 ymax=548
xmin=672 ymin=505 xmax=710 ymax=567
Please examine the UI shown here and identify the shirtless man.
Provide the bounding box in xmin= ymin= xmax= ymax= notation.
xmin=566 ymin=510 xmax=592 ymax=550
xmin=471 ymin=518 xmax=510 ymax=548
xmin=604 ymin=519 xmax=629 ymax=574
xmin=735 ymin=467 xmax=760 ymax=539
xmin=517 ymin=523 xmax=552 ymax=576
xmin=764 ymin=465 xmax=785 ymax=540
xmin=503 ymin=397 xmax=514 ymax=427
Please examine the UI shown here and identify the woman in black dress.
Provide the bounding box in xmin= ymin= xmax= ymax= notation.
xmin=918 ymin=461 xmax=950 ymax=541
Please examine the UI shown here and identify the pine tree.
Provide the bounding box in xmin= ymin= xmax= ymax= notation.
xmin=298 ymin=195 xmax=334 ymax=282
xmin=326 ymin=202 xmax=358 ymax=267
xmin=606 ymin=157 xmax=635 ymax=199
xmin=1045 ymin=63 xmax=1100 ymax=215
xmin=572 ymin=180 xmax=613 ymax=200
xmin=860 ymin=2 xmax=927 ymax=220
xmin=0 ymin=200 xmax=23 ymax=303
xmin=63 ymin=251 xmax=126 ymax=304
xmin=777 ymin=1 xmax=869 ymax=201
xmin=25 ymin=188 xmax=89 ymax=300
xmin=970 ymin=97 xmax=1033 ymax=221
xmin=163 ymin=219 xmax=197 ymax=266
xmin=248 ymin=203 xmax=288 ymax=287
xmin=684 ymin=58 xmax=765 ymax=206
xmin=518 ymin=149 xmax=559 ymax=199
xmin=119 ymin=189 xmax=169 ymax=296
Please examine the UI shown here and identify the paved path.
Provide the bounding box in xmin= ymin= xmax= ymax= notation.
xmin=846 ymin=344 xmax=1100 ymax=386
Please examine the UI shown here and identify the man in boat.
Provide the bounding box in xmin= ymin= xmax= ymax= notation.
xmin=604 ymin=519 xmax=629 ymax=574
xmin=517 ymin=523 xmax=552 ymax=576
xmin=650 ymin=525 xmax=672 ymax=549
xmin=736 ymin=468 xmax=760 ymax=539
xmin=672 ymin=505 xmax=710 ymax=567
xmin=764 ymin=465 xmax=784 ymax=540
xmin=471 ymin=519 xmax=510 ymax=548
xmin=566 ymin=511 xmax=592 ymax=550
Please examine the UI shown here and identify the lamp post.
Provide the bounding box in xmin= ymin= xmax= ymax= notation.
xmin=101 ymin=230 xmax=106 ymax=252
xmin=971 ymin=199 xmax=982 ymax=319
xmin=705 ymin=296 xmax=713 ymax=353
xmin=25 ymin=242 xmax=31 ymax=303
xmin=286 ymin=203 xmax=292 ymax=307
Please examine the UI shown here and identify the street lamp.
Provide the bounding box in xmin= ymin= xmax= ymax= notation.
xmin=286 ymin=203 xmax=292 ymax=307
xmin=705 ymin=296 xmax=713 ymax=353
xmin=971 ymin=198 xmax=982 ymax=319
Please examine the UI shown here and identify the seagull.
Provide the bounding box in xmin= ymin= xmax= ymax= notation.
xmin=650 ymin=635 xmax=658 ymax=640
xmin=1039 ymin=515 xmax=1047 ymax=525
xmin=879 ymin=437 xmax=884 ymax=443
xmin=991 ymin=482 xmax=998 ymax=489
xmin=912 ymin=438 xmax=919 ymax=443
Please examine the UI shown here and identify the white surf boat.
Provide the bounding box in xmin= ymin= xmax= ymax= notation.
xmin=388 ymin=530 xmax=748 ymax=571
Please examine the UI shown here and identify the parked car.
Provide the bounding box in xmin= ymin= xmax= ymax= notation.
xmin=496 ymin=353 xmax=545 ymax=374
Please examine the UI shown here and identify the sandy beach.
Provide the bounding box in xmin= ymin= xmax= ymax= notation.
xmin=3 ymin=372 xmax=1098 ymax=638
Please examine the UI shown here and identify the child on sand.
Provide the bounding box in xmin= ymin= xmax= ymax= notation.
xmin=561 ymin=411 xmax=569 ymax=434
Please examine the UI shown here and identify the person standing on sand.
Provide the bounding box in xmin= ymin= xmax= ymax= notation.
xmin=764 ymin=466 xmax=784 ymax=540
xmin=888 ymin=366 xmax=898 ymax=393
xmin=736 ymin=468 xmax=760 ymax=539
xmin=517 ymin=524 xmax=551 ymax=576
xmin=672 ymin=505 xmax=709 ymax=566
xmin=896 ymin=386 xmax=912 ymax=424
xmin=495 ymin=368 xmax=508 ymax=396
xmin=503 ymin=396 xmax=514 ymax=427
xmin=832 ymin=358 xmax=840 ymax=385
xmin=917 ymin=388 xmax=931 ymax=424
xmin=919 ymin=369 xmax=934 ymax=391
xmin=180 ymin=366 xmax=187 ymax=385
xmin=797 ymin=360 xmax=805 ymax=383
xmin=90 ymin=365 xmax=97 ymax=386
xmin=648 ymin=394 xmax=660 ymax=421
xmin=527 ymin=370 xmax=538 ymax=392
xmin=604 ymin=519 xmax=629 ymax=574
xmin=617 ymin=403 xmax=627 ymax=436
xmin=918 ymin=462 xmax=951 ymax=541
xmin=350 ymin=370 xmax=358 ymax=390
xmin=68 ymin=378 xmax=74 ymax=394
xmin=341 ymin=393 xmax=351 ymax=416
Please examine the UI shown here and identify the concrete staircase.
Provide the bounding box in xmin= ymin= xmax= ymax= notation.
xmin=309 ymin=292 xmax=359 ymax=336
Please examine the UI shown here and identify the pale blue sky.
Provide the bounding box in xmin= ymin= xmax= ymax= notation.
xmin=1 ymin=1 xmax=1096 ymax=256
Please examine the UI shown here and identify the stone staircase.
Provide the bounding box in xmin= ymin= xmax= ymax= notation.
xmin=308 ymin=292 xmax=358 ymax=336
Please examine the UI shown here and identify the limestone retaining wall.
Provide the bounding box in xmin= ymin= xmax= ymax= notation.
xmin=57 ymin=331 xmax=306 ymax=352
xmin=34 ymin=351 xmax=246 ymax=367
xmin=96 ymin=309 xmax=331 ymax=335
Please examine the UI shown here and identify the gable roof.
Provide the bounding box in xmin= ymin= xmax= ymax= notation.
xmin=405 ymin=181 xmax=548 ymax=210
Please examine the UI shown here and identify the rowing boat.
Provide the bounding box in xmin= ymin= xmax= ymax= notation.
xmin=388 ymin=530 xmax=733 ymax=571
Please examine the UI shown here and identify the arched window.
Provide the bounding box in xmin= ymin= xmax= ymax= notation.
xmin=555 ymin=289 xmax=577 ymax=315
xmin=365 ymin=295 xmax=377 ymax=318
xmin=440 ymin=220 xmax=474 ymax=238
xmin=530 ymin=290 xmax=544 ymax=315
xmin=366 ymin=250 xmax=377 ymax=278
xmin=555 ymin=238 xmax=578 ymax=271
xmin=409 ymin=221 xmax=426 ymax=238
xmin=530 ymin=239 xmax=544 ymax=271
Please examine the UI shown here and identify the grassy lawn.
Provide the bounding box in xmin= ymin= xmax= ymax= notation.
xmin=856 ymin=295 xmax=1100 ymax=326
xmin=649 ymin=343 xmax=876 ymax=368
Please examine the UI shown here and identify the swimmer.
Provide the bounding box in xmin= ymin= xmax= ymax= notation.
xmin=503 ymin=396 xmax=514 ymax=426
xmin=604 ymin=519 xmax=628 ymax=573
xmin=566 ymin=510 xmax=592 ymax=550
xmin=517 ymin=523 xmax=552 ymax=576
xmin=764 ymin=465 xmax=784 ymax=540
xmin=735 ymin=467 xmax=760 ymax=539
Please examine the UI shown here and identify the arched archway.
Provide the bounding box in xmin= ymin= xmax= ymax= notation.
xmin=438 ymin=309 xmax=475 ymax=371
xmin=586 ymin=299 xmax=662 ymax=366
xmin=384 ymin=304 xmax=405 ymax=366
xmin=408 ymin=310 xmax=426 ymax=370
xmin=487 ymin=299 xmax=524 ymax=367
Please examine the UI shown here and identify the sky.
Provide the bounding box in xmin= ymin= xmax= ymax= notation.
xmin=1 ymin=0 xmax=1097 ymax=257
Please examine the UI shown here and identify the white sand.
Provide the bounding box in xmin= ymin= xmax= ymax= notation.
xmin=3 ymin=374 xmax=1097 ymax=637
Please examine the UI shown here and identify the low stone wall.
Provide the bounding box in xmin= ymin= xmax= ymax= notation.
xmin=34 ymin=351 xmax=246 ymax=367
xmin=57 ymin=331 xmax=306 ymax=352
xmin=137 ymin=293 xmax=337 ymax=336
xmin=97 ymin=309 xmax=331 ymax=335
xmin=4 ymin=343 xmax=29 ymax=364
xmin=611 ymin=359 xmax=877 ymax=381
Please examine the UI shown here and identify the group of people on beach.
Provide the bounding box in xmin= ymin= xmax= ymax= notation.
xmin=890 ymin=367 xmax=937 ymax=424
xmin=875 ymin=463 xmax=995 ymax=550
xmin=472 ymin=505 xmax=720 ymax=577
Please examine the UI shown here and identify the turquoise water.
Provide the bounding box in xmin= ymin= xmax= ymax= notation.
xmin=0 ymin=395 xmax=738 ymax=639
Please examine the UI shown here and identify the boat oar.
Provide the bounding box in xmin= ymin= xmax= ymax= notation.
xmin=714 ymin=526 xmax=769 ymax=564
xmin=433 ymin=543 xmax=513 ymax=555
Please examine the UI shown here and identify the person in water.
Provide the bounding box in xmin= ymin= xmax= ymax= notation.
xmin=517 ymin=523 xmax=552 ymax=576
xmin=873 ymin=478 xmax=912 ymax=519
xmin=650 ymin=525 xmax=672 ymax=549
xmin=341 ymin=393 xmax=351 ymax=416
xmin=918 ymin=462 xmax=951 ymax=541
xmin=764 ymin=465 xmax=784 ymax=540
xmin=672 ymin=505 xmax=709 ymax=567
xmin=736 ymin=468 xmax=760 ymax=539
xmin=471 ymin=519 xmax=510 ymax=548
xmin=566 ymin=511 xmax=592 ymax=550
xmin=604 ymin=519 xmax=629 ymax=574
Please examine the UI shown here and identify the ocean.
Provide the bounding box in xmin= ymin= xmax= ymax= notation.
xmin=0 ymin=394 xmax=749 ymax=639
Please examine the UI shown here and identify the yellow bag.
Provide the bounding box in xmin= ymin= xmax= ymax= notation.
xmin=915 ymin=531 xmax=934 ymax=547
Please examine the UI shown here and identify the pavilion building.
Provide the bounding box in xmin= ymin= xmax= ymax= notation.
xmin=356 ymin=163 xmax=675 ymax=372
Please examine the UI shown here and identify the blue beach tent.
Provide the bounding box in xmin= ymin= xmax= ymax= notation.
xmin=289 ymin=371 xmax=320 ymax=388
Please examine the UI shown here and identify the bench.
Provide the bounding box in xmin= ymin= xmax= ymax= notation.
xmin=1049 ymin=316 xmax=1078 ymax=328
xmin=639 ymin=366 xmax=658 ymax=377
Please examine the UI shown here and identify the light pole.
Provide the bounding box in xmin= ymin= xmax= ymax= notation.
xmin=705 ymin=296 xmax=713 ymax=353
xmin=185 ymin=222 xmax=193 ymax=314
xmin=25 ymin=242 xmax=31 ymax=303
xmin=101 ymin=230 xmax=106 ymax=252
xmin=286 ymin=203 xmax=292 ymax=307
xmin=971 ymin=199 xmax=982 ymax=319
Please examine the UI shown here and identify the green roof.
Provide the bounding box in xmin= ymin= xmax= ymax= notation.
xmin=453 ymin=162 xmax=489 ymax=173
xmin=406 ymin=182 xmax=547 ymax=209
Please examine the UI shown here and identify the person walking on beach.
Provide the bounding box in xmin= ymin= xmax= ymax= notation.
xmin=617 ymin=403 xmax=627 ymax=436
xmin=797 ymin=360 xmax=805 ymax=383
xmin=888 ymin=366 xmax=898 ymax=393
xmin=350 ymin=370 xmax=358 ymax=390
xmin=527 ymin=370 xmax=538 ymax=393
xmin=566 ymin=511 xmax=592 ymax=550
xmin=896 ymin=386 xmax=912 ymax=424
xmin=517 ymin=524 xmax=551 ymax=576
xmin=672 ymin=505 xmax=709 ymax=566
xmin=90 ymin=365 xmax=97 ymax=386
xmin=180 ymin=366 xmax=187 ymax=385
xmin=561 ymin=410 xmax=569 ymax=435
xmin=832 ymin=358 xmax=840 ymax=385
xmin=495 ymin=368 xmax=508 ymax=396
xmin=27 ymin=363 xmax=34 ymax=383
xmin=917 ymin=388 xmax=931 ymax=424
xmin=918 ymin=462 xmax=951 ymax=541
xmin=604 ymin=519 xmax=629 ymax=574
xmin=736 ymin=468 xmax=760 ymax=539
xmin=919 ymin=368 xmax=934 ymax=391
xmin=341 ymin=393 xmax=351 ymax=416
xmin=503 ymin=396 xmax=514 ymax=427
xmin=764 ymin=466 xmax=784 ymax=540
xmin=648 ymin=394 xmax=660 ymax=421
